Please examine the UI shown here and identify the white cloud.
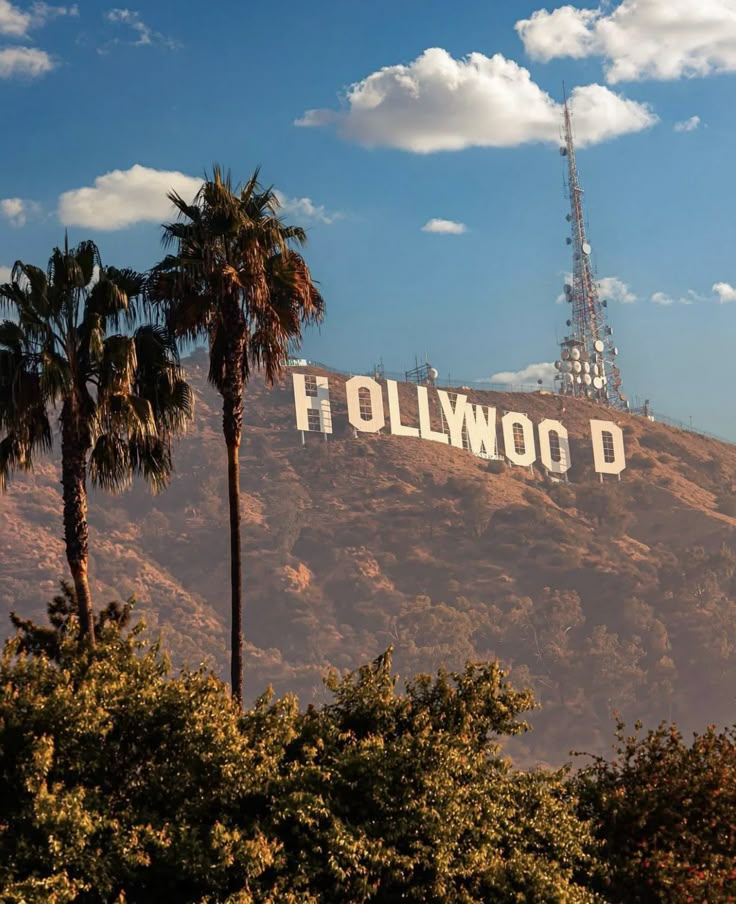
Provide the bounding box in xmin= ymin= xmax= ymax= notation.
xmin=0 ymin=197 xmax=25 ymax=225
xmin=0 ymin=45 xmax=53 ymax=77
xmin=0 ymin=197 xmax=40 ymax=226
xmin=517 ymin=0 xmax=736 ymax=84
xmin=487 ymin=362 xmax=557 ymax=385
xmin=273 ymin=190 xmax=339 ymax=225
xmin=713 ymin=282 xmax=736 ymax=303
xmin=674 ymin=115 xmax=701 ymax=133
xmin=558 ymin=274 xmax=636 ymax=303
xmin=58 ymin=166 xmax=337 ymax=231
xmin=651 ymin=291 xmax=674 ymax=305
xmin=0 ymin=265 xmax=12 ymax=282
xmin=421 ymin=218 xmax=467 ymax=234
xmin=515 ymin=6 xmax=600 ymax=62
xmin=296 ymin=48 xmax=656 ymax=152
xmin=106 ymin=8 xmax=150 ymax=44
xmin=651 ymin=289 xmax=705 ymax=305
xmin=681 ymin=289 xmax=706 ymax=305
xmin=58 ymin=164 xmax=203 ymax=230
xmin=30 ymin=2 xmax=78 ymax=26
xmin=0 ymin=0 xmax=29 ymax=35
xmin=598 ymin=275 xmax=636 ymax=303
xmin=0 ymin=0 xmax=76 ymax=35
xmin=294 ymin=109 xmax=337 ymax=128
xmin=566 ymin=83 xmax=656 ymax=145
xmin=104 ymin=8 xmax=178 ymax=49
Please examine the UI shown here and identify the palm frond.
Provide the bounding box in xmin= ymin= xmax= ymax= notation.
xmin=208 ymin=321 xmax=228 ymax=394
xmin=39 ymin=346 xmax=72 ymax=400
xmin=129 ymin=435 xmax=172 ymax=494
xmin=15 ymin=263 xmax=49 ymax=308
xmin=0 ymin=320 xmax=25 ymax=352
xmin=100 ymin=335 xmax=138 ymax=393
xmin=0 ymin=433 xmax=28 ymax=490
xmin=88 ymin=276 xmax=130 ymax=330
xmin=1 ymin=238 xmax=192 ymax=500
xmin=73 ymin=241 xmax=101 ymax=287
xmin=104 ymin=266 xmax=146 ymax=324
xmin=48 ymin=245 xmax=84 ymax=291
xmin=152 ymin=163 xmax=324 ymax=398
xmin=0 ymin=408 xmax=52 ymax=490
xmin=89 ymin=433 xmax=131 ymax=493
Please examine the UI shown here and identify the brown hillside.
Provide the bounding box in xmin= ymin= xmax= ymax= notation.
xmin=3 ymin=350 xmax=736 ymax=764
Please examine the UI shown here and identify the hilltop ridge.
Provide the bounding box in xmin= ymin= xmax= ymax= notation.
xmin=3 ymin=353 xmax=736 ymax=762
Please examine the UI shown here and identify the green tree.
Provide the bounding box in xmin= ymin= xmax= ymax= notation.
xmin=0 ymin=241 xmax=192 ymax=643
xmin=574 ymin=719 xmax=736 ymax=902
xmin=267 ymin=650 xmax=604 ymax=902
xmin=149 ymin=166 xmax=324 ymax=705
xmin=0 ymin=589 xmax=291 ymax=903
xmin=1 ymin=596 xmax=604 ymax=902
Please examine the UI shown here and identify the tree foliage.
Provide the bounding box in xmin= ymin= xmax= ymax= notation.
xmin=574 ymin=719 xmax=736 ymax=903
xmin=0 ymin=598 xmax=604 ymax=903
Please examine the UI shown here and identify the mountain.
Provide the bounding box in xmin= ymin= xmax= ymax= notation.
xmin=3 ymin=349 xmax=736 ymax=764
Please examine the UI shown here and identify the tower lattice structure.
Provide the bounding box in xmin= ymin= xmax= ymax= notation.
xmin=554 ymin=96 xmax=626 ymax=409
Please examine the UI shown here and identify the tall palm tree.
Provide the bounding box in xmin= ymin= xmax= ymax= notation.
xmin=0 ymin=239 xmax=193 ymax=644
xmin=150 ymin=166 xmax=324 ymax=705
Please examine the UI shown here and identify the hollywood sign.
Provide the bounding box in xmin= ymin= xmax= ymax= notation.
xmin=292 ymin=374 xmax=626 ymax=477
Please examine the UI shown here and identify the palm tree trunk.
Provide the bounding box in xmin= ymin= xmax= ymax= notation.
xmin=222 ymin=338 xmax=245 ymax=707
xmin=61 ymin=400 xmax=95 ymax=644
xmin=226 ymin=436 xmax=243 ymax=706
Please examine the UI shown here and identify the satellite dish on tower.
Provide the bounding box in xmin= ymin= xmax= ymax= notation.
xmin=554 ymin=95 xmax=626 ymax=410
xmin=428 ymin=367 xmax=439 ymax=381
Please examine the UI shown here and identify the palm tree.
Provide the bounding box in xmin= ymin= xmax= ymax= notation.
xmin=0 ymin=239 xmax=193 ymax=644
xmin=150 ymin=166 xmax=324 ymax=705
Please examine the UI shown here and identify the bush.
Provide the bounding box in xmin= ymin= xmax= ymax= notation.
xmin=575 ymin=484 xmax=631 ymax=534
xmin=628 ymin=452 xmax=656 ymax=470
xmin=548 ymin=482 xmax=576 ymax=509
xmin=487 ymin=459 xmax=505 ymax=475
xmin=638 ymin=432 xmax=671 ymax=453
xmin=717 ymin=495 xmax=736 ymax=517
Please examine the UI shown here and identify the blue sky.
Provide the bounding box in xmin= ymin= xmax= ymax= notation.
xmin=2 ymin=0 xmax=736 ymax=436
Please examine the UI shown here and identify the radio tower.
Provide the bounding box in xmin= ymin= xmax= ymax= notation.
xmin=554 ymin=92 xmax=627 ymax=409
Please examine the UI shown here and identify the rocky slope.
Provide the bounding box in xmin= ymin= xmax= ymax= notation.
xmin=3 ymin=349 xmax=736 ymax=763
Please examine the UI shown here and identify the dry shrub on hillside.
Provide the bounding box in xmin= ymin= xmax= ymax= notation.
xmin=628 ymin=452 xmax=656 ymax=471
xmin=717 ymin=495 xmax=736 ymax=517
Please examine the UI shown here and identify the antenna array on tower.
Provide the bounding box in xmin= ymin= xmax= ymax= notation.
xmin=554 ymin=94 xmax=627 ymax=410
